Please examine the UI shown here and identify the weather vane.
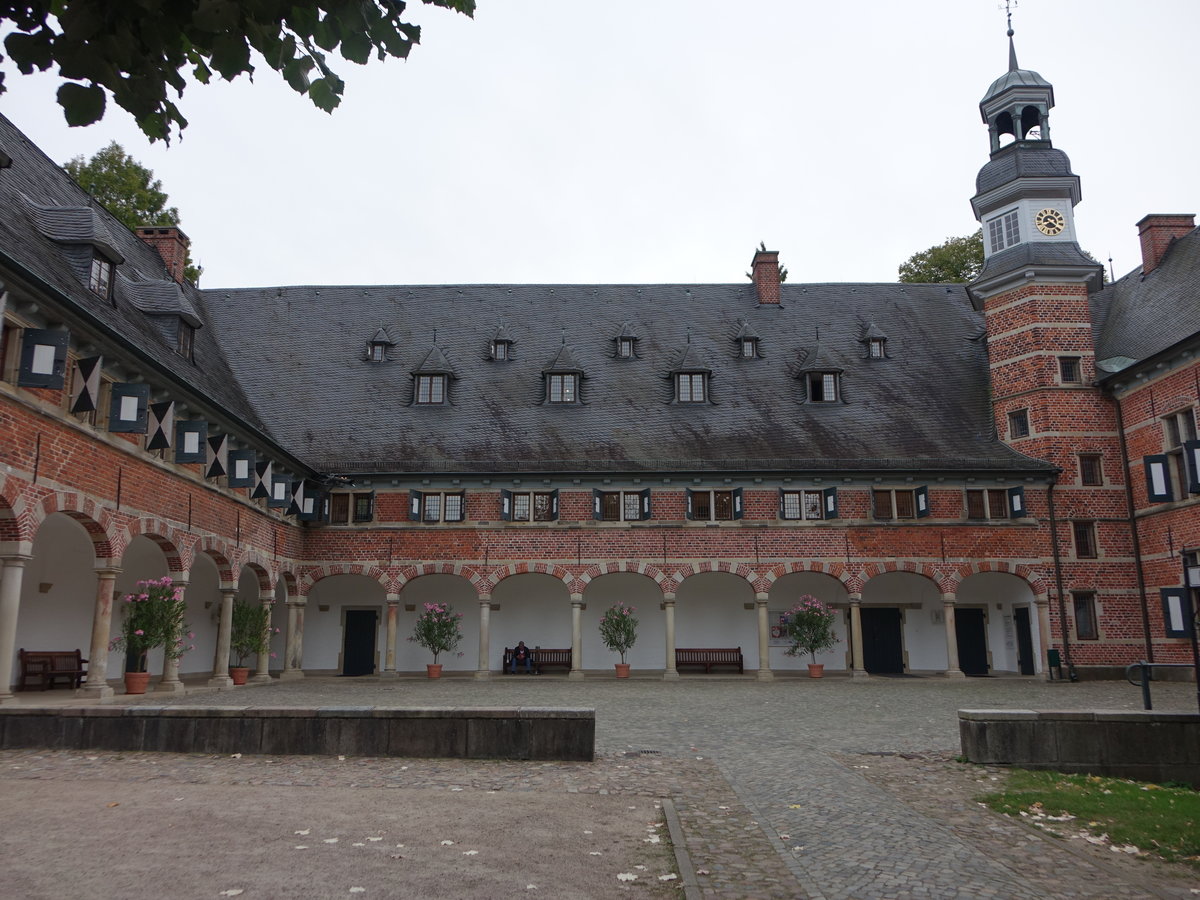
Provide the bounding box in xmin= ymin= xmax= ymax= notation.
xmin=1001 ymin=0 xmax=1018 ymax=36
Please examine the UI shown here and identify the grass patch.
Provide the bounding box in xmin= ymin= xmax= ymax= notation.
xmin=977 ymin=769 xmax=1200 ymax=868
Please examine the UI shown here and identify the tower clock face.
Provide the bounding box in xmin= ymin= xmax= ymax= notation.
xmin=1035 ymin=208 xmax=1066 ymax=236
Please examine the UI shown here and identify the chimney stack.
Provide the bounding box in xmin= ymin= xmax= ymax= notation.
xmin=1136 ymin=214 xmax=1195 ymax=275
xmin=137 ymin=225 xmax=191 ymax=284
xmin=751 ymin=247 xmax=782 ymax=305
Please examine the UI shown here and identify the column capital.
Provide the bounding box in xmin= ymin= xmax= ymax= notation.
xmin=848 ymin=592 xmax=862 ymax=603
xmin=386 ymin=593 xmax=401 ymax=605
xmin=94 ymin=566 xmax=123 ymax=578
xmin=172 ymin=578 xmax=191 ymax=589
xmin=0 ymin=553 xmax=32 ymax=565
xmin=755 ymin=593 xmax=769 ymax=603
xmin=477 ymin=593 xmax=492 ymax=603
xmin=662 ymin=593 xmax=676 ymax=604
xmin=570 ymin=593 xmax=583 ymax=604
xmin=220 ymin=588 xmax=239 ymax=599
xmin=942 ymin=592 xmax=957 ymax=604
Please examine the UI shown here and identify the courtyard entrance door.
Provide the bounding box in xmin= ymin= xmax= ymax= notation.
xmin=1014 ymin=607 xmax=1035 ymax=675
xmin=860 ymin=608 xmax=904 ymax=674
xmin=342 ymin=609 xmax=378 ymax=676
xmin=955 ymin=608 xmax=989 ymax=675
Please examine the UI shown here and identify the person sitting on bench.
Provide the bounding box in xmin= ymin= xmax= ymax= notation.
xmin=511 ymin=640 xmax=533 ymax=674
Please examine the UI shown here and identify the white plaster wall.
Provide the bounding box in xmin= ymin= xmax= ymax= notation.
xmin=303 ymin=574 xmax=387 ymax=672
xmin=582 ymin=574 xmax=666 ymax=670
xmin=766 ymin=573 xmax=850 ymax=671
xmin=958 ymin=573 xmax=1039 ymax=673
xmin=395 ymin=575 xmax=479 ymax=672
xmin=13 ymin=514 xmax=97 ymax=685
xmin=674 ymin=573 xmax=758 ymax=668
xmin=863 ymin=572 xmax=947 ymax=672
xmin=112 ymin=535 xmax=170 ymax=677
xmin=180 ymin=553 xmax=221 ymax=676
xmin=268 ymin=581 xmax=289 ymax=672
xmin=490 ymin=574 xmax=571 ymax=671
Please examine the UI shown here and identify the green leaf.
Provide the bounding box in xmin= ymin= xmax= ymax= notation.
xmin=57 ymin=82 xmax=107 ymax=126
xmin=308 ymin=76 xmax=342 ymax=113
xmin=209 ymin=33 xmax=252 ymax=80
xmin=340 ymin=30 xmax=371 ymax=65
xmin=4 ymin=30 xmax=55 ymax=74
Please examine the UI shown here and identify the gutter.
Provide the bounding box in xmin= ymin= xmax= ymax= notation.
xmin=1045 ymin=475 xmax=1077 ymax=680
xmin=1110 ymin=394 xmax=1155 ymax=661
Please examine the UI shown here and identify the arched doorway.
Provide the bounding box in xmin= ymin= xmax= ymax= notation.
xmin=582 ymin=573 xmax=665 ymax=671
xmin=766 ymin=572 xmax=850 ymax=672
xmin=860 ymin=572 xmax=942 ymax=675
xmin=304 ymin=574 xmax=387 ymax=675
xmin=958 ymin=572 xmax=1041 ymax=675
xmin=675 ymin=571 xmax=756 ymax=670
xmin=396 ymin=575 xmax=479 ymax=673
xmin=491 ymin=573 xmax=570 ymax=672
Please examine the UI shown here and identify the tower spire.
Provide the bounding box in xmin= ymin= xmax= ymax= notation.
xmin=1005 ymin=0 xmax=1018 ymax=70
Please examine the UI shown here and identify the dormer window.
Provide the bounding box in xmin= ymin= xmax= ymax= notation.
xmin=741 ymin=338 xmax=758 ymax=359
xmin=492 ymin=340 xmax=510 ymax=361
xmin=88 ymin=254 xmax=113 ymax=299
xmin=366 ymin=327 xmax=394 ymax=363
xmin=370 ymin=343 xmax=386 ymax=362
xmin=548 ymin=373 xmax=578 ymax=403
xmin=177 ymin=322 xmax=194 ymax=360
xmin=618 ymin=337 xmax=634 ymax=358
xmin=808 ymin=372 xmax=839 ymax=403
xmin=868 ymin=338 xmax=885 ymax=359
xmin=676 ymin=372 xmax=707 ymax=403
xmin=416 ymin=374 xmax=446 ymax=405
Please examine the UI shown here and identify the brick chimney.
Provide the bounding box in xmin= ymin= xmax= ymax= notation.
xmin=1136 ymin=214 xmax=1195 ymax=275
xmin=137 ymin=225 xmax=191 ymax=284
xmin=751 ymin=247 xmax=782 ymax=305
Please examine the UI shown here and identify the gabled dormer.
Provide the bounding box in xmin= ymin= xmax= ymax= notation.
xmin=366 ymin=327 xmax=394 ymax=363
xmin=542 ymin=340 xmax=584 ymax=404
xmin=25 ymin=197 xmax=125 ymax=303
xmin=490 ymin=322 xmax=515 ymax=361
xmin=733 ymin=320 xmax=761 ymax=359
xmin=614 ymin=322 xmax=639 ymax=359
xmin=861 ymin=323 xmax=888 ymax=360
xmin=118 ymin=275 xmax=203 ymax=360
xmin=411 ymin=340 xmax=456 ymax=406
xmin=670 ymin=337 xmax=712 ymax=404
xmin=797 ymin=342 xmax=844 ymax=404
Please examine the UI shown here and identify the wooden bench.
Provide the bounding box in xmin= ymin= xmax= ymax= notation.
xmin=675 ymin=647 xmax=743 ymax=674
xmin=502 ymin=647 xmax=572 ymax=675
xmin=17 ymin=649 xmax=88 ymax=691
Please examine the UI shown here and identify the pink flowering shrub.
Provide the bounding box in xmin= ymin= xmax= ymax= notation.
xmin=598 ymin=604 xmax=638 ymax=664
xmin=408 ymin=602 xmax=463 ymax=663
xmin=782 ymin=594 xmax=839 ymax=663
xmin=230 ymin=599 xmax=275 ymax=666
xmin=108 ymin=576 xmax=191 ymax=672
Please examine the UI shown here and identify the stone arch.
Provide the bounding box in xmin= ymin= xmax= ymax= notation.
xmin=298 ymin=563 xmax=390 ymax=597
xmin=30 ymin=490 xmax=120 ymax=560
xmin=396 ymin=563 xmax=484 ymax=595
xmin=576 ymin=561 xmax=669 ymax=595
xmin=120 ymin=517 xmax=187 ymax=573
xmin=760 ymin=561 xmax=852 ymax=594
xmin=239 ymin=558 xmax=275 ymax=596
xmin=860 ymin=560 xmax=945 ymax=592
xmin=486 ymin=562 xmax=574 ymax=594
xmin=670 ymin=561 xmax=758 ymax=593
xmin=275 ymin=568 xmax=299 ymax=602
xmin=193 ymin=536 xmax=237 ymax=589
xmin=0 ymin=475 xmax=24 ymax=544
xmin=947 ymin=561 xmax=1049 ymax=600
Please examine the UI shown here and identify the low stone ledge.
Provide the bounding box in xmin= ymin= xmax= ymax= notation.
xmin=0 ymin=706 xmax=595 ymax=761
xmin=959 ymin=708 xmax=1200 ymax=787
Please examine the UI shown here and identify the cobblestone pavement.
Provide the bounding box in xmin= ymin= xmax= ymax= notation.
xmin=17 ymin=674 xmax=1200 ymax=898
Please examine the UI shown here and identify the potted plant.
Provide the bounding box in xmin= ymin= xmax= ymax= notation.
xmin=109 ymin=576 xmax=191 ymax=694
xmin=598 ymin=604 xmax=638 ymax=677
xmin=783 ymin=594 xmax=839 ymax=677
xmin=408 ymin=602 xmax=463 ymax=677
xmin=230 ymin=599 xmax=274 ymax=684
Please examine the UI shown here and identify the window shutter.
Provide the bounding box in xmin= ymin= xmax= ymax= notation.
xmin=298 ymin=482 xmax=320 ymax=521
xmin=205 ymin=433 xmax=228 ymax=478
xmin=823 ymin=487 xmax=839 ymax=520
xmin=685 ymin=489 xmax=695 ymax=520
xmin=409 ymin=490 xmax=423 ymax=521
xmin=732 ymin=487 xmax=744 ymax=519
xmin=1184 ymin=440 xmax=1200 ymax=495
xmin=1144 ymin=455 xmax=1173 ymax=502
xmin=915 ymin=485 xmax=931 ymax=518
xmin=777 ymin=488 xmax=787 ymax=520
xmin=446 ymin=492 xmax=465 ymax=522
xmin=69 ymin=355 xmax=102 ymax=413
xmin=268 ymin=476 xmax=291 ymax=508
xmin=227 ymin=449 xmax=256 ymax=487
xmin=320 ymin=494 xmax=331 ymax=522
xmin=108 ymin=383 xmax=150 ymax=433
xmin=252 ymin=460 xmax=273 ymax=499
xmin=1160 ymin=587 xmax=1193 ymax=638
xmin=592 ymin=489 xmax=603 ymax=520
xmin=146 ymin=401 xmax=175 ymax=451
xmin=500 ymin=489 xmax=513 ymax=521
xmin=639 ymin=487 xmax=652 ymax=520
xmin=287 ymin=479 xmax=303 ymax=516
xmin=1007 ymin=486 xmax=1026 ymax=518
xmin=18 ymin=328 xmax=69 ymax=389
xmin=550 ymin=489 xmax=560 ymax=521
xmin=175 ymin=420 xmax=207 ymax=463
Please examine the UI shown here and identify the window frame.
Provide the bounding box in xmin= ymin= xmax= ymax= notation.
xmin=502 ymin=489 xmax=559 ymax=523
xmin=1072 ymin=520 xmax=1098 ymax=559
xmin=1163 ymin=407 xmax=1199 ymax=499
xmin=547 ymin=372 xmax=579 ymax=404
xmin=415 ymin=374 xmax=447 ymax=405
xmin=617 ymin=337 xmax=634 ymax=359
xmin=1008 ymin=408 xmax=1030 ymax=439
xmin=675 ymin=372 xmax=707 ymax=403
xmin=740 ymin=338 xmax=758 ymax=359
xmin=592 ymin=489 xmax=651 ymax=522
xmin=807 ymin=372 xmax=840 ymax=403
xmin=779 ymin=488 xmax=836 ymax=521
xmin=987 ymin=208 xmax=1021 ymax=253
xmin=492 ymin=340 xmax=510 ymax=361
xmin=177 ymin=321 xmax=195 ymax=360
xmin=872 ymin=487 xmax=930 ymax=520
xmin=409 ymin=490 xmax=466 ymax=523
xmin=686 ymin=488 xmax=743 ymax=522
xmin=1079 ymin=453 xmax=1103 ymax=486
xmin=88 ymin=253 xmax=114 ymax=300
xmin=868 ymin=338 xmax=886 ymax=359
xmin=1072 ymin=591 xmax=1099 ymax=640
xmin=1058 ymin=356 xmax=1082 ymax=383
xmin=964 ymin=488 xmax=1010 ymax=520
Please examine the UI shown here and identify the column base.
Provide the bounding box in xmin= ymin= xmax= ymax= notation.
xmin=155 ymin=680 xmax=187 ymax=694
xmin=279 ymin=669 xmax=306 ymax=681
xmin=662 ymin=670 xmax=680 ymax=681
xmin=0 ymin=692 xmax=18 ymax=706
xmin=77 ymin=682 xmax=115 ymax=700
xmin=755 ymin=669 xmax=775 ymax=681
xmin=207 ymin=675 xmax=235 ymax=689
xmin=250 ymin=673 xmax=273 ymax=683
xmin=473 ymin=670 xmax=491 ymax=680
xmin=379 ymin=670 xmax=399 ymax=680
xmin=944 ymin=669 xmax=967 ymax=680
xmin=568 ymin=670 xmax=586 ymax=681
xmin=850 ymin=668 xmax=870 ymax=680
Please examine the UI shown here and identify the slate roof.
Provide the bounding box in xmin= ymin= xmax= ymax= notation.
xmin=201 ymin=281 xmax=1052 ymax=477
xmin=981 ymin=37 xmax=1053 ymax=105
xmin=0 ymin=113 xmax=285 ymax=465
xmin=1092 ymin=226 xmax=1200 ymax=371
xmin=976 ymin=240 xmax=1101 ymax=283
xmin=975 ymin=142 xmax=1075 ymax=195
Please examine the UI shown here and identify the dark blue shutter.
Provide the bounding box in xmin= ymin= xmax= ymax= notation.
xmin=1160 ymin=588 xmax=1193 ymax=638
xmin=1144 ymin=455 xmax=1173 ymax=502
xmin=639 ymin=488 xmax=652 ymax=520
xmin=732 ymin=487 xmax=744 ymax=519
xmin=592 ymin=489 xmax=603 ymax=520
xmin=108 ymin=383 xmax=150 ymax=433
xmin=823 ymin=487 xmax=839 ymax=520
xmin=778 ymin=488 xmax=788 ymax=520
xmin=915 ymin=485 xmax=931 ymax=518
xmin=268 ymin=475 xmax=291 ymax=508
xmin=252 ymin=460 xmax=273 ymax=499
xmin=298 ymin=482 xmax=320 ymax=521
xmin=1007 ymin=486 xmax=1026 ymax=518
xmin=550 ymin=489 xmax=559 ymax=521
xmin=685 ymin=489 xmax=695 ymax=520
xmin=320 ymin=495 xmax=331 ymax=522
xmin=1184 ymin=440 xmax=1200 ymax=495
xmin=205 ymin=433 xmax=228 ymax=478
xmin=175 ymin=421 xmax=207 ymax=463
xmin=409 ymin=490 xmax=423 ymax=521
xmin=69 ymin=356 xmax=102 ymax=413
xmin=500 ymin=489 xmax=513 ymax=521
xmin=227 ymin=449 xmax=256 ymax=487
xmin=146 ymin=401 xmax=174 ymax=450
xmin=18 ymin=328 xmax=69 ymax=389
xmin=287 ymin=480 xmax=303 ymax=516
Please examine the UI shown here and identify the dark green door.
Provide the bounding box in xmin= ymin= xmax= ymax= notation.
xmin=342 ymin=609 xmax=378 ymax=676
xmin=861 ymin=607 xmax=904 ymax=674
xmin=1014 ymin=607 xmax=1035 ymax=675
xmin=955 ymin=608 xmax=989 ymax=676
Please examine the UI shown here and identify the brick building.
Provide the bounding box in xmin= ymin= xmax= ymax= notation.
xmin=0 ymin=35 xmax=1196 ymax=698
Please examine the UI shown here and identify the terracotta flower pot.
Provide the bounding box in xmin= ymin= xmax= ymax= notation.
xmin=124 ymin=671 xmax=151 ymax=695
xmin=229 ymin=666 xmax=250 ymax=685
xmin=807 ymin=663 xmax=825 ymax=679
xmin=614 ymin=663 xmax=631 ymax=678
xmin=426 ymin=664 xmax=443 ymax=679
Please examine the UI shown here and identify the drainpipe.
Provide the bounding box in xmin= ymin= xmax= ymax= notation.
xmin=1045 ymin=476 xmax=1077 ymax=681
xmin=1111 ymin=395 xmax=1154 ymax=661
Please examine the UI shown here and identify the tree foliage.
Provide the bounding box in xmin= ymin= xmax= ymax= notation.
xmin=898 ymin=230 xmax=984 ymax=283
xmin=64 ymin=141 xmax=202 ymax=282
xmin=1 ymin=1 xmax=476 ymax=142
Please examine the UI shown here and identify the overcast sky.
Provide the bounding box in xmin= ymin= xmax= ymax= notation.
xmin=1 ymin=1 xmax=1197 ymax=289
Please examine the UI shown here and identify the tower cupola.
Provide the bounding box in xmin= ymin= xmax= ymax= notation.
xmin=980 ymin=34 xmax=1054 ymax=151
